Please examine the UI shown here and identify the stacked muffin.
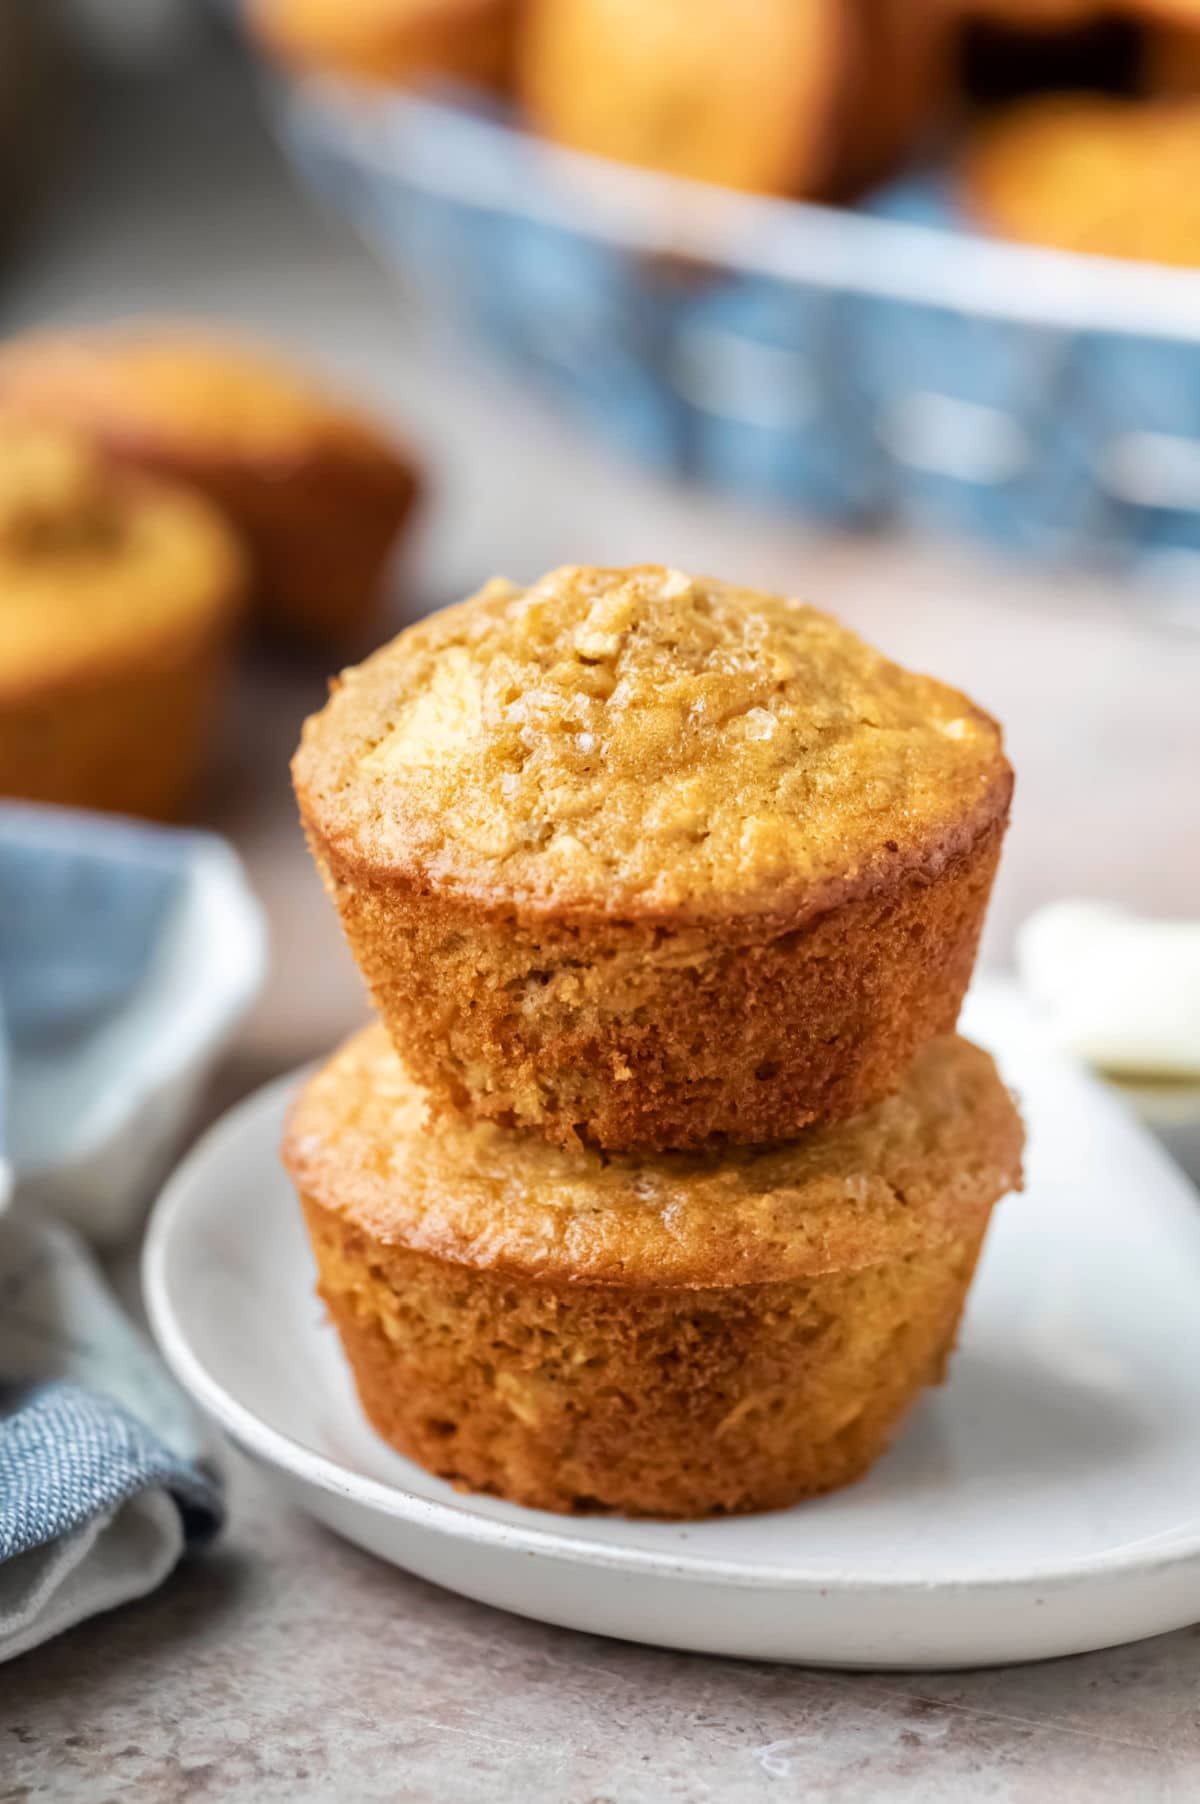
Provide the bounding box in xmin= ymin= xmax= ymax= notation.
xmin=285 ymin=565 xmax=1023 ymax=1518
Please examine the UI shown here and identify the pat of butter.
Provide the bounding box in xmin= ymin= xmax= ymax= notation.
xmin=1017 ymin=901 xmax=1200 ymax=1079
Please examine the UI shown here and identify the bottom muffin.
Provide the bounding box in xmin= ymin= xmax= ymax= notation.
xmin=283 ymin=1026 xmax=1023 ymax=1519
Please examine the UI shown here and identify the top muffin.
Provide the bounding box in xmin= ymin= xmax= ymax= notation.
xmin=297 ymin=564 xmax=1009 ymax=1149
xmin=298 ymin=564 xmax=1008 ymax=921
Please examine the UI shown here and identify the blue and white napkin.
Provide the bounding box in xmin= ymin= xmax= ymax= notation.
xmin=0 ymin=804 xmax=263 ymax=1661
xmin=0 ymin=1212 xmax=223 ymax=1662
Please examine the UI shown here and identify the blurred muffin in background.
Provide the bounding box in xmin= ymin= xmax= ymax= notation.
xmin=1137 ymin=0 xmax=1200 ymax=20
xmin=954 ymin=0 xmax=1110 ymax=26
xmin=1141 ymin=15 xmax=1200 ymax=91
xmin=250 ymin=0 xmax=518 ymax=91
xmin=520 ymin=0 xmax=954 ymax=203
xmin=0 ymin=421 xmax=244 ymax=820
xmin=518 ymin=0 xmax=849 ymax=196
xmin=954 ymin=6 xmax=1142 ymax=104
xmin=0 ymin=325 xmax=421 ymax=651
xmin=824 ymin=0 xmax=954 ymax=199
xmin=962 ymin=92 xmax=1200 ymax=263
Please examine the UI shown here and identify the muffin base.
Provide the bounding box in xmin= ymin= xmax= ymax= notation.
xmin=92 ymin=440 xmax=418 ymax=652
xmin=301 ymin=1195 xmax=991 ymax=1519
xmin=312 ymin=814 xmax=1005 ymax=1152
xmin=0 ymin=625 xmax=234 ymax=820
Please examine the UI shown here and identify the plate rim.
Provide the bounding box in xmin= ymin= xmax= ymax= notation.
xmin=144 ymin=1054 xmax=1200 ymax=1599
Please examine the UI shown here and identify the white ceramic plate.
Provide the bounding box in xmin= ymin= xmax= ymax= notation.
xmin=144 ymin=978 xmax=1200 ymax=1669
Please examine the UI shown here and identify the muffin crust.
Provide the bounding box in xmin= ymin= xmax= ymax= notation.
xmin=296 ymin=566 xmax=1012 ymax=1150
xmin=285 ymin=1025 xmax=1023 ymax=1517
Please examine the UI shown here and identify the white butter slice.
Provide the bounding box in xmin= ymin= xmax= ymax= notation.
xmin=1017 ymin=900 xmax=1200 ymax=1079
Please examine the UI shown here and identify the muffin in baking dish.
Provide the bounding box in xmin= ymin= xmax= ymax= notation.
xmin=294 ymin=565 xmax=1012 ymax=1153
xmin=962 ymin=95 xmax=1200 ymax=265
xmin=250 ymin=0 xmax=517 ymax=91
xmin=518 ymin=0 xmax=847 ymax=195
xmin=283 ymin=1023 xmax=1023 ymax=1518
xmin=0 ymin=421 xmax=244 ymax=819
xmin=0 ymin=324 xmax=420 ymax=649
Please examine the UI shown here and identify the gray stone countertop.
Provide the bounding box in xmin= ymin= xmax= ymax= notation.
xmin=7 ymin=1454 xmax=1200 ymax=1803
xmin=3 ymin=30 xmax=1200 ymax=1802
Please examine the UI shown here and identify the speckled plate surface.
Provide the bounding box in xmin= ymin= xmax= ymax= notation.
xmin=144 ymin=979 xmax=1200 ymax=1669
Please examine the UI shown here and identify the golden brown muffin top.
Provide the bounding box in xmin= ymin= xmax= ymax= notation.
xmin=964 ymin=96 xmax=1200 ymax=266
xmin=0 ymin=421 xmax=244 ymax=701
xmin=295 ymin=565 xmax=1010 ymax=920
xmin=284 ymin=1023 xmax=1023 ymax=1288
xmin=0 ymin=324 xmax=413 ymax=482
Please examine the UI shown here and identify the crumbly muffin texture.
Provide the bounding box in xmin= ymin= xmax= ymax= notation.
xmin=308 ymin=1219 xmax=991 ymax=1517
xmin=295 ymin=564 xmax=1011 ymax=1149
xmin=286 ymin=1025 xmax=1022 ymax=1516
xmin=297 ymin=564 xmax=1009 ymax=919
xmin=285 ymin=1025 xmax=1023 ymax=1287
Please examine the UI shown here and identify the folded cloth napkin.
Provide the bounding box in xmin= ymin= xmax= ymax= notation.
xmin=0 ymin=803 xmax=264 ymax=1241
xmin=0 ymin=804 xmax=258 ymax=1661
xmin=0 ymin=1212 xmax=223 ymax=1661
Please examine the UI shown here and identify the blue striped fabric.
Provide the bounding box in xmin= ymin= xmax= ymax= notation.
xmin=0 ymin=806 xmax=231 ymax=1652
xmin=0 ymin=1382 xmax=222 ymax=1563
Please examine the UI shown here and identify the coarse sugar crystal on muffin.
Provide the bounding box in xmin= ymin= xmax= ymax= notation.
xmin=0 ymin=419 xmax=244 ymax=820
xmin=294 ymin=564 xmax=1013 ymax=1152
xmin=283 ymin=1023 xmax=1024 ymax=1519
